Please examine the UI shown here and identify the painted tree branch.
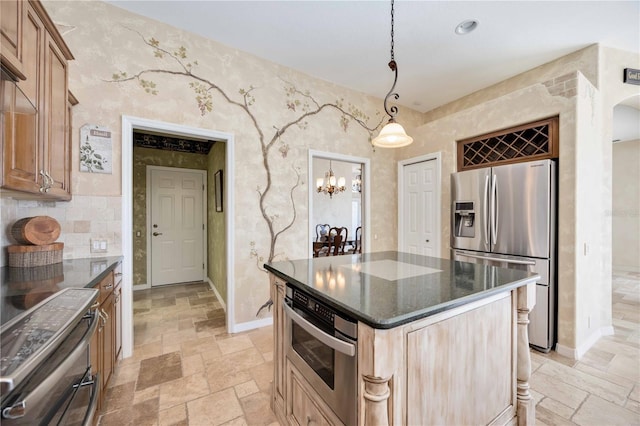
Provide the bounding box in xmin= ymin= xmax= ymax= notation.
xmin=109 ymin=29 xmax=383 ymax=271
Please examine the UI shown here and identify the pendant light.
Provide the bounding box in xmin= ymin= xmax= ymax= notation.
xmin=372 ymin=0 xmax=413 ymax=148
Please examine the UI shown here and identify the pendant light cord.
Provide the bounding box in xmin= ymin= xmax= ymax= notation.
xmin=390 ymin=0 xmax=395 ymax=61
xmin=382 ymin=0 xmax=399 ymax=121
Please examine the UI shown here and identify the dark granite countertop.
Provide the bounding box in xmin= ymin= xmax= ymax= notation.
xmin=1 ymin=256 xmax=123 ymax=326
xmin=265 ymin=251 xmax=539 ymax=329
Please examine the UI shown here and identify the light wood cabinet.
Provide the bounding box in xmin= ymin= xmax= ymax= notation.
xmin=287 ymin=361 xmax=341 ymax=426
xmin=114 ymin=263 xmax=123 ymax=361
xmin=270 ymin=275 xmax=286 ymax=415
xmin=0 ymin=0 xmax=26 ymax=80
xmin=101 ymin=292 xmax=115 ymax=392
xmin=90 ymin=267 xmax=121 ymax=414
xmin=89 ymin=315 xmax=100 ymax=413
xmin=1 ymin=0 xmax=74 ymax=200
xmin=404 ymin=295 xmax=514 ymax=425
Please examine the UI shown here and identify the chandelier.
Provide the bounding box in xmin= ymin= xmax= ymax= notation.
xmin=316 ymin=160 xmax=346 ymax=198
xmin=371 ymin=0 xmax=413 ymax=148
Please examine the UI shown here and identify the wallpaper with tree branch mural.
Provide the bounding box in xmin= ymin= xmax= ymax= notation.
xmin=44 ymin=0 xmax=424 ymax=325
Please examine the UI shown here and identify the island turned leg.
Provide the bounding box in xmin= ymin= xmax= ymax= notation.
xmin=516 ymin=283 xmax=536 ymax=425
xmin=362 ymin=375 xmax=391 ymax=426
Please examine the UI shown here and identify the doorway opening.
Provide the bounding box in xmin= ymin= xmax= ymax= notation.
xmin=308 ymin=150 xmax=370 ymax=256
xmin=611 ymin=97 xmax=640 ymax=274
xmin=121 ymin=116 xmax=235 ymax=359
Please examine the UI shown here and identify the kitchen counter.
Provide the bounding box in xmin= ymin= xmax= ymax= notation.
xmin=265 ymin=250 xmax=539 ymax=329
xmin=1 ymin=256 xmax=123 ymax=326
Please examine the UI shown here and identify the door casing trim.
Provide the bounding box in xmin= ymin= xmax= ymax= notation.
xmin=308 ymin=150 xmax=371 ymax=255
xmin=122 ymin=115 xmax=235 ymax=359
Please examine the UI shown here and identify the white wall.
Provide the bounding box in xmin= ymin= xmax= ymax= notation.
xmin=612 ymin=139 xmax=640 ymax=272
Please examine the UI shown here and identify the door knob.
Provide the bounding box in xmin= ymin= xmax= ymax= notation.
xmin=426 ymin=239 xmax=430 ymax=243
xmin=153 ymin=232 xmax=163 ymax=236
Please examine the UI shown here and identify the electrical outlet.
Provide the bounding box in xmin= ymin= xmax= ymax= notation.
xmin=91 ymin=238 xmax=108 ymax=253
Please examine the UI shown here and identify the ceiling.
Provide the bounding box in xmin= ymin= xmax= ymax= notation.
xmin=107 ymin=1 xmax=639 ymax=114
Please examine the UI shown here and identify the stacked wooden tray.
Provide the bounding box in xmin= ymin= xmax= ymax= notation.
xmin=7 ymin=216 xmax=63 ymax=267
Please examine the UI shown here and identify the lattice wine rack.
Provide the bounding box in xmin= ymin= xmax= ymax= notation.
xmin=457 ymin=116 xmax=559 ymax=171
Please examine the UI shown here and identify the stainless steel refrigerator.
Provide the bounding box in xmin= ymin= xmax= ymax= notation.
xmin=451 ymin=159 xmax=556 ymax=351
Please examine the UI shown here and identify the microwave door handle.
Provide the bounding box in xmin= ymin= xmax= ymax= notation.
xmin=483 ymin=175 xmax=490 ymax=248
xmin=283 ymin=302 xmax=356 ymax=357
xmin=1 ymin=312 xmax=99 ymax=420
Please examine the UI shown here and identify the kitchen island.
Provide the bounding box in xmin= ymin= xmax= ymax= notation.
xmin=265 ymin=251 xmax=539 ymax=426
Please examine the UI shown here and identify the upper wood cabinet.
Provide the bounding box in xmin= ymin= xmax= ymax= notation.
xmin=0 ymin=0 xmax=27 ymax=80
xmin=1 ymin=0 xmax=74 ymax=200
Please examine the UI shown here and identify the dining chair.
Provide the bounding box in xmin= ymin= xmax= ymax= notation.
xmin=352 ymin=226 xmax=362 ymax=254
xmin=328 ymin=233 xmax=343 ymax=256
xmin=329 ymin=227 xmax=348 ymax=255
xmin=315 ymin=223 xmax=330 ymax=242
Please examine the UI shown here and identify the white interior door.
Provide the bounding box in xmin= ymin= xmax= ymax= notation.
xmin=401 ymin=158 xmax=438 ymax=256
xmin=150 ymin=167 xmax=205 ymax=286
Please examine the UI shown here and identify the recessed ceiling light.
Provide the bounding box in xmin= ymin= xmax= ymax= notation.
xmin=455 ymin=19 xmax=479 ymax=35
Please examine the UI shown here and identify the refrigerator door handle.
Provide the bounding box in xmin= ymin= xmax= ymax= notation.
xmin=483 ymin=174 xmax=490 ymax=247
xmin=455 ymin=251 xmax=536 ymax=266
xmin=491 ymin=173 xmax=498 ymax=248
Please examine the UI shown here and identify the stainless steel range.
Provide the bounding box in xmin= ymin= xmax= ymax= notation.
xmin=1 ymin=287 xmax=99 ymax=425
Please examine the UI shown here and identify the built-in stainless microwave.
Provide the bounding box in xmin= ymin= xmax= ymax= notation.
xmin=283 ymin=284 xmax=358 ymax=425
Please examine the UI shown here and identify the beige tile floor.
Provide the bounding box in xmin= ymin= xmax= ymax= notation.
xmin=99 ymin=272 xmax=640 ymax=425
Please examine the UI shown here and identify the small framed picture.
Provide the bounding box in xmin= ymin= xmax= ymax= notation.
xmin=215 ymin=170 xmax=223 ymax=212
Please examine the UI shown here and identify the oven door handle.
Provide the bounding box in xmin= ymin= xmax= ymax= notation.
xmin=1 ymin=311 xmax=99 ymax=420
xmin=81 ymin=372 xmax=100 ymax=426
xmin=283 ymin=301 xmax=356 ymax=357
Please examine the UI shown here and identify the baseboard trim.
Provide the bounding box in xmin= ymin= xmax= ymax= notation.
xmin=556 ymin=325 xmax=614 ymax=360
xmin=133 ymin=283 xmax=150 ymax=291
xmin=206 ymin=278 xmax=227 ymax=312
xmin=612 ymin=265 xmax=640 ymax=273
xmin=230 ymin=317 xmax=273 ymax=333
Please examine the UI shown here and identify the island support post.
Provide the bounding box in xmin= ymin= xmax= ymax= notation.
xmin=517 ymin=282 xmax=536 ymax=425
